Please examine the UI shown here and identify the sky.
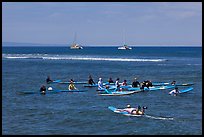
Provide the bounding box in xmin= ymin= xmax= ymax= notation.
xmin=2 ymin=2 xmax=202 ymax=46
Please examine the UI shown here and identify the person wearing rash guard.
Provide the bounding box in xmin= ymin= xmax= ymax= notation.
xmin=115 ymin=78 xmax=121 ymax=91
xmin=169 ymin=87 xmax=179 ymax=95
xmin=122 ymin=79 xmax=128 ymax=86
xmin=68 ymin=79 xmax=78 ymax=90
xmin=132 ymin=78 xmax=140 ymax=87
xmin=98 ymin=78 xmax=103 ymax=90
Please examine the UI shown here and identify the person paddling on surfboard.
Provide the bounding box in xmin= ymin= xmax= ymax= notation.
xmin=169 ymin=87 xmax=179 ymax=95
xmin=68 ymin=79 xmax=78 ymax=90
xmin=122 ymin=104 xmax=145 ymax=115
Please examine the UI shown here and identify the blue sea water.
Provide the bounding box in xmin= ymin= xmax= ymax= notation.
xmin=2 ymin=46 xmax=202 ymax=135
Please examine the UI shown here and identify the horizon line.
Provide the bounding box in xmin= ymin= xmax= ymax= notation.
xmin=2 ymin=42 xmax=202 ymax=47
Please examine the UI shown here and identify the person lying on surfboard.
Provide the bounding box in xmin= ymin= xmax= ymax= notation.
xmin=121 ymin=104 xmax=146 ymax=115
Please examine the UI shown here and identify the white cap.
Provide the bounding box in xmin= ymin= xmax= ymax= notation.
xmin=127 ymin=104 xmax=131 ymax=108
xmin=48 ymin=87 xmax=53 ymax=91
xmin=99 ymin=78 xmax=102 ymax=81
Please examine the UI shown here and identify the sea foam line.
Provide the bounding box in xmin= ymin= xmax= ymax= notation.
xmin=2 ymin=54 xmax=167 ymax=62
xmin=42 ymin=57 xmax=166 ymax=62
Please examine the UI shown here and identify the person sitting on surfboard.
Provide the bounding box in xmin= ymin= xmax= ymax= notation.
xmin=122 ymin=79 xmax=128 ymax=86
xmin=115 ymin=78 xmax=122 ymax=91
xmin=46 ymin=76 xmax=53 ymax=84
xmin=169 ymin=87 xmax=179 ymax=95
xmin=68 ymin=79 xmax=78 ymax=90
xmin=108 ymin=77 xmax=114 ymax=83
xmin=40 ymin=85 xmax=46 ymax=94
xmin=88 ymin=75 xmax=95 ymax=85
xmin=171 ymin=80 xmax=176 ymax=85
xmin=98 ymin=78 xmax=103 ymax=90
xmin=132 ymin=78 xmax=140 ymax=87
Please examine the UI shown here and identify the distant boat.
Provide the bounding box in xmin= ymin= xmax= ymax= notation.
xmin=70 ymin=43 xmax=83 ymax=49
xmin=70 ymin=33 xmax=83 ymax=49
xmin=118 ymin=44 xmax=132 ymax=50
xmin=118 ymin=30 xmax=132 ymax=50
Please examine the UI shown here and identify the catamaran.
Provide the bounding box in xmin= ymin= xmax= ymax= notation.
xmin=70 ymin=33 xmax=83 ymax=49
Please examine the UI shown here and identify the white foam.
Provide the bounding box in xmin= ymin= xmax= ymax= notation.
xmin=3 ymin=54 xmax=167 ymax=62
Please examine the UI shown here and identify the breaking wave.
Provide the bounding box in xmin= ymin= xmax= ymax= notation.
xmin=2 ymin=54 xmax=167 ymax=62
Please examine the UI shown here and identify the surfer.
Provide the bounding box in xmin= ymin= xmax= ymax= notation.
xmin=122 ymin=104 xmax=145 ymax=115
xmin=46 ymin=76 xmax=53 ymax=84
xmin=98 ymin=78 xmax=103 ymax=90
xmin=68 ymin=79 xmax=78 ymax=90
xmin=132 ymin=78 xmax=140 ymax=87
xmin=40 ymin=85 xmax=46 ymax=94
xmin=88 ymin=75 xmax=95 ymax=85
xmin=169 ymin=87 xmax=179 ymax=95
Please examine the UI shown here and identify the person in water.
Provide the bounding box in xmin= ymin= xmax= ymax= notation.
xmin=132 ymin=78 xmax=140 ymax=87
xmin=46 ymin=76 xmax=53 ymax=84
xmin=88 ymin=75 xmax=95 ymax=85
xmin=40 ymin=85 xmax=46 ymax=94
xmin=98 ymin=78 xmax=103 ymax=90
xmin=169 ymin=87 xmax=179 ymax=95
xmin=68 ymin=79 xmax=78 ymax=90
xmin=108 ymin=77 xmax=114 ymax=83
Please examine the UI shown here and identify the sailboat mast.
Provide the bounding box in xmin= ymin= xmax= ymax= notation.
xmin=123 ymin=29 xmax=126 ymax=46
xmin=73 ymin=32 xmax=77 ymax=44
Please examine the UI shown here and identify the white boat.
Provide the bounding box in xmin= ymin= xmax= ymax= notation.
xmin=70 ymin=33 xmax=83 ymax=49
xmin=118 ymin=44 xmax=132 ymax=50
xmin=118 ymin=30 xmax=132 ymax=50
xmin=70 ymin=43 xmax=83 ymax=49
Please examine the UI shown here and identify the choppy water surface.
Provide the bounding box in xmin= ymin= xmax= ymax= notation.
xmin=2 ymin=46 xmax=202 ymax=135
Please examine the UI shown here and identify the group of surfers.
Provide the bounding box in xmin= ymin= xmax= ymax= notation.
xmin=40 ymin=75 xmax=179 ymax=95
xmin=96 ymin=76 xmax=153 ymax=92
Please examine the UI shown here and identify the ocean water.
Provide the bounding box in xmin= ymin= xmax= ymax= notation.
xmin=2 ymin=46 xmax=202 ymax=135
